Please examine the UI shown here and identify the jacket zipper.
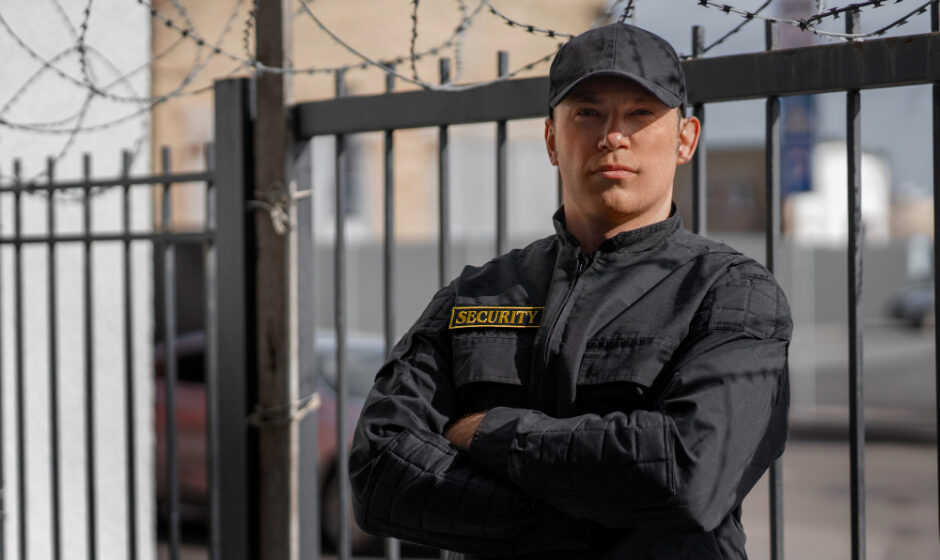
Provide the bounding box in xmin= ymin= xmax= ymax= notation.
xmin=537 ymin=249 xmax=593 ymax=411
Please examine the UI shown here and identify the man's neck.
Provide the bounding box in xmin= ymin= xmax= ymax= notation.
xmin=564 ymin=203 xmax=672 ymax=255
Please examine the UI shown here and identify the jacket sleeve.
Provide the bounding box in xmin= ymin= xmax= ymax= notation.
xmin=349 ymin=284 xmax=593 ymax=558
xmin=466 ymin=263 xmax=792 ymax=532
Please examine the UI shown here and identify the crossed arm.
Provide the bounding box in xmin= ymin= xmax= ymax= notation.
xmin=444 ymin=411 xmax=486 ymax=449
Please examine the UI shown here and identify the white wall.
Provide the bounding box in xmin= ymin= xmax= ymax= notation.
xmin=790 ymin=141 xmax=892 ymax=247
xmin=0 ymin=2 xmax=154 ymax=559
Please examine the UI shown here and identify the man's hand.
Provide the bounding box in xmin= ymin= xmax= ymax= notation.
xmin=444 ymin=411 xmax=486 ymax=451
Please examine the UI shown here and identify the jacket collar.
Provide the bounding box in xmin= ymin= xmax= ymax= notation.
xmin=552 ymin=203 xmax=683 ymax=255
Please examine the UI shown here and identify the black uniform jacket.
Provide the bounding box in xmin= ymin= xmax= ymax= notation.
xmin=350 ymin=208 xmax=792 ymax=559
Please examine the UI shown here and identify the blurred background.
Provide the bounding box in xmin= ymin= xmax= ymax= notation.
xmin=0 ymin=0 xmax=937 ymax=559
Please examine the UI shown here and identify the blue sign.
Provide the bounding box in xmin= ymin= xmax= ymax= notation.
xmin=781 ymin=95 xmax=815 ymax=195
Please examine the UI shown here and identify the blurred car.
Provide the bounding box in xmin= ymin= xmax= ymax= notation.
xmin=154 ymin=330 xmax=386 ymax=553
xmin=886 ymin=282 xmax=935 ymax=328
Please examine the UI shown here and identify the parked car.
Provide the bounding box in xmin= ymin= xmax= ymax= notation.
xmin=154 ymin=330 xmax=386 ymax=553
xmin=886 ymin=282 xmax=935 ymax=328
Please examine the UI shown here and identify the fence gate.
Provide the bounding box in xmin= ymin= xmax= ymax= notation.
xmin=0 ymin=79 xmax=256 ymax=560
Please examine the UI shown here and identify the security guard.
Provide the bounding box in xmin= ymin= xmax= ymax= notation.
xmin=350 ymin=22 xmax=791 ymax=559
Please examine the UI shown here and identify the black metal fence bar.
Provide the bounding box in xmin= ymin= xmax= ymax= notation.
xmin=845 ymin=11 xmax=866 ymax=560
xmin=294 ymin=32 xmax=940 ymax=137
xmin=686 ymin=33 xmax=940 ymax=103
xmin=296 ymin=77 xmax=548 ymax=136
xmin=0 ymin=165 xmax=6 ymax=560
xmin=496 ymin=51 xmax=509 ymax=257
xmin=764 ymin=20 xmax=784 ymax=560
xmin=13 ymin=161 xmax=26 ymax=560
xmin=120 ymin=151 xmax=138 ymax=560
xmin=214 ymin=78 xmax=253 ymax=560
xmin=0 ymin=171 xmax=213 ymax=193
xmin=161 ymin=147 xmax=182 ymax=560
xmin=439 ymin=58 xmax=452 ymax=290
xmin=934 ymin=3 xmax=940 ymax=541
xmin=81 ymin=154 xmax=97 ymax=560
xmin=334 ymin=69 xmax=352 ymax=560
xmin=382 ymin=67 xmax=402 ymax=560
xmin=0 ymin=232 xmax=213 ymax=244
xmin=691 ymin=26 xmax=706 ymax=236
xmin=47 ymin=157 xmax=62 ymax=560
xmin=438 ymin=57 xmax=454 ymax=560
xmin=294 ymin=135 xmax=320 ymax=560
xmin=203 ymin=144 xmax=221 ymax=560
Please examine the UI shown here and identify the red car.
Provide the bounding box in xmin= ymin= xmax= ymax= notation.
xmin=155 ymin=331 xmax=385 ymax=552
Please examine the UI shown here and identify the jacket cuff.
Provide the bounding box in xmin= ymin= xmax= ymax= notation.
xmin=468 ymin=406 xmax=527 ymax=479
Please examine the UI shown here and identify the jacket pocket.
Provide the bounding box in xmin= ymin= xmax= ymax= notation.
xmin=576 ymin=337 xmax=676 ymax=413
xmin=451 ymin=331 xmax=533 ymax=412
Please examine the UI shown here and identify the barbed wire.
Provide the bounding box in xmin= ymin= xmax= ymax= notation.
xmin=805 ymin=0 xmax=896 ymax=25
xmin=681 ymin=0 xmax=774 ymax=59
xmin=479 ymin=0 xmax=574 ymax=39
xmin=1 ymin=36 xmax=188 ymax=130
xmin=407 ymin=0 xmax=472 ymax=84
xmin=0 ymin=0 xmax=208 ymax=185
xmin=453 ymin=0 xmax=470 ymax=82
xmin=296 ymin=0 xmax=562 ymax=91
xmin=244 ymin=1 xmax=258 ymax=60
xmin=0 ymin=0 xmax=245 ymax=134
xmin=694 ymin=0 xmax=932 ymax=40
xmin=409 ymin=0 xmax=422 ymax=81
xmin=3 ymin=0 xmax=937 ymax=183
xmin=139 ymin=0 xmax=485 ymax=79
xmin=0 ymin=42 xmax=152 ymax=187
xmin=0 ymin=4 xmax=201 ymax=106
xmin=49 ymin=0 xmax=78 ymax=38
xmin=77 ymin=0 xmax=96 ymax=88
xmin=1 ymin=0 xmax=482 ymax=185
xmin=619 ymin=0 xmax=638 ymax=23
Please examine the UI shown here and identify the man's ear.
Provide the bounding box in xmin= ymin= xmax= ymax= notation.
xmin=545 ymin=117 xmax=558 ymax=166
xmin=676 ymin=115 xmax=701 ymax=165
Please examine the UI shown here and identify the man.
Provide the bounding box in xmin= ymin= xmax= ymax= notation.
xmin=350 ymin=22 xmax=791 ymax=559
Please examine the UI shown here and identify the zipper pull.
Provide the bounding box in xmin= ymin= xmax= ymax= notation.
xmin=576 ymin=251 xmax=593 ymax=276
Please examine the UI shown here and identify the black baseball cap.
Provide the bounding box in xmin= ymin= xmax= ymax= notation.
xmin=549 ymin=23 xmax=686 ymax=109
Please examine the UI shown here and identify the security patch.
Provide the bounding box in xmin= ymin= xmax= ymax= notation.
xmin=448 ymin=306 xmax=544 ymax=329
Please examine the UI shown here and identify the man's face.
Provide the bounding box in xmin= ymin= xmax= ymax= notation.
xmin=545 ymin=75 xmax=700 ymax=233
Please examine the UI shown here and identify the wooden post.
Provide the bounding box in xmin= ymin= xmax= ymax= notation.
xmin=254 ymin=0 xmax=297 ymax=559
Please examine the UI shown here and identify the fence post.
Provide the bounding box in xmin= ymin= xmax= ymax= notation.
xmin=254 ymin=0 xmax=298 ymax=557
xmin=213 ymin=77 xmax=257 ymax=560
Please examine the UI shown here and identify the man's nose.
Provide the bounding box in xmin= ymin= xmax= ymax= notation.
xmin=599 ymin=128 xmax=630 ymax=151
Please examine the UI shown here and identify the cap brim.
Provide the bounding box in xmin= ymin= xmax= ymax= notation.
xmin=549 ymin=70 xmax=684 ymax=109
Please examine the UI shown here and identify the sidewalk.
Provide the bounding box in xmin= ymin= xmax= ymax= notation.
xmin=743 ymin=438 xmax=938 ymax=560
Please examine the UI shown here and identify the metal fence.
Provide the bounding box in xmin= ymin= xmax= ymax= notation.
xmin=0 ymin=143 xmax=217 ymax=560
xmin=288 ymin=20 xmax=940 ymax=560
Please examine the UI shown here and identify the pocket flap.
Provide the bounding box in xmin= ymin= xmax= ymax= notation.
xmin=452 ymin=332 xmax=533 ymax=387
xmin=577 ymin=337 xmax=676 ymax=387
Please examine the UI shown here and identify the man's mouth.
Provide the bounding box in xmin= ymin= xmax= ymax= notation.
xmin=596 ymin=164 xmax=637 ymax=179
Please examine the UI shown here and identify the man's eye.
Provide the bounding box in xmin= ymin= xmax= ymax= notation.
xmin=576 ymin=108 xmax=599 ymax=116
xmin=632 ymin=108 xmax=654 ymax=116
